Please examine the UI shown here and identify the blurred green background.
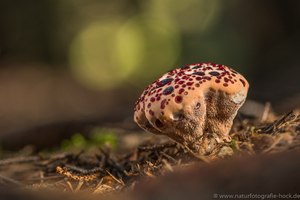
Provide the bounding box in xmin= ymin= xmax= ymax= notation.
xmin=1 ymin=0 xmax=299 ymax=91
xmin=0 ymin=0 xmax=299 ymax=149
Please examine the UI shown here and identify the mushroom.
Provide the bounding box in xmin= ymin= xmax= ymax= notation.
xmin=134 ymin=63 xmax=249 ymax=154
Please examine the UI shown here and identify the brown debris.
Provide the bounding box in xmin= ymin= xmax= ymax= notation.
xmin=0 ymin=110 xmax=299 ymax=196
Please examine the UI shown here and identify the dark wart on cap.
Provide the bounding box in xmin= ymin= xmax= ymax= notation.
xmin=134 ymin=63 xmax=249 ymax=155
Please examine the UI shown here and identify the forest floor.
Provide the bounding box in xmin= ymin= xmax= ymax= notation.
xmin=0 ymin=108 xmax=299 ymax=199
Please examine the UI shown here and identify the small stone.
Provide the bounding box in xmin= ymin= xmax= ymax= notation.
xmin=218 ymin=146 xmax=234 ymax=158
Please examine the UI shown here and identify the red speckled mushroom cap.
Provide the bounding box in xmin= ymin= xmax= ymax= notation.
xmin=134 ymin=62 xmax=249 ymax=134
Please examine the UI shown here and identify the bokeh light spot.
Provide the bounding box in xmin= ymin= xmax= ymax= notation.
xmin=115 ymin=16 xmax=180 ymax=84
xmin=146 ymin=0 xmax=221 ymax=33
xmin=69 ymin=21 xmax=137 ymax=90
xmin=69 ymin=16 xmax=180 ymax=89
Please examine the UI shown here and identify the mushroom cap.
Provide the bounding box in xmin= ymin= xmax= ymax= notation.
xmin=134 ymin=62 xmax=249 ymax=136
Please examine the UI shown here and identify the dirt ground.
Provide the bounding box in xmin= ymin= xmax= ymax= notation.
xmin=0 ymin=108 xmax=299 ymax=200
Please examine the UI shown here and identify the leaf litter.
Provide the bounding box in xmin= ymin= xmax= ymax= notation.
xmin=0 ymin=109 xmax=299 ymax=196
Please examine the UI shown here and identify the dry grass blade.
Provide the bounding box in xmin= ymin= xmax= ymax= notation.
xmin=257 ymin=111 xmax=299 ymax=134
xmin=261 ymin=102 xmax=271 ymax=122
xmin=0 ymin=174 xmax=24 ymax=186
xmin=162 ymin=159 xmax=173 ymax=172
xmin=75 ymin=181 xmax=84 ymax=191
xmin=262 ymin=134 xmax=284 ymax=153
xmin=105 ymin=170 xmax=124 ymax=186
xmin=0 ymin=156 xmax=39 ymax=166
xmin=181 ymin=145 xmax=210 ymax=163
xmin=65 ymin=164 xmax=105 ymax=175
xmin=160 ymin=152 xmax=178 ymax=164
xmin=137 ymin=143 xmax=177 ymax=152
